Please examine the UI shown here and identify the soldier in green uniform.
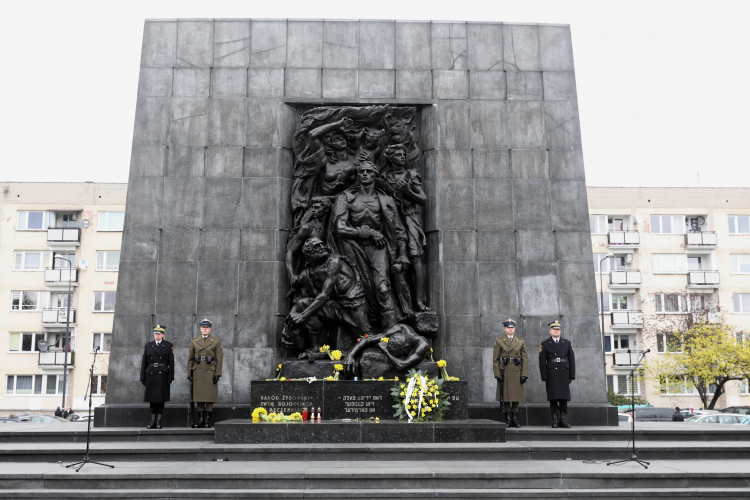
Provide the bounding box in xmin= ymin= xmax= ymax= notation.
xmin=187 ymin=319 xmax=223 ymax=428
xmin=492 ymin=319 xmax=528 ymax=428
xmin=140 ymin=325 xmax=174 ymax=429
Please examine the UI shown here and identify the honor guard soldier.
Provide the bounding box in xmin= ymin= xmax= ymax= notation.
xmin=492 ymin=319 xmax=528 ymax=428
xmin=140 ymin=324 xmax=174 ymax=429
xmin=539 ymin=320 xmax=576 ymax=428
xmin=188 ymin=319 xmax=223 ymax=428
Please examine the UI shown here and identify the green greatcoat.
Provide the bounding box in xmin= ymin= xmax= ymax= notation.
xmin=492 ymin=335 xmax=529 ymax=402
xmin=187 ymin=335 xmax=223 ymax=403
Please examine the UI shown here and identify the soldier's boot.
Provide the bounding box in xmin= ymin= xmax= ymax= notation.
xmin=550 ymin=412 xmax=559 ymax=428
xmin=205 ymin=412 xmax=213 ymax=429
xmin=512 ymin=412 xmax=522 ymax=429
xmin=196 ymin=411 xmax=206 ymax=429
xmin=559 ymin=411 xmax=571 ymax=428
xmin=191 ymin=411 xmax=200 ymax=428
xmin=156 ymin=414 xmax=163 ymax=429
xmin=505 ymin=411 xmax=512 ymax=426
xmin=147 ymin=414 xmax=157 ymax=429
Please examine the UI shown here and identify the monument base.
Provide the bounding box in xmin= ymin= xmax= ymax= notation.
xmin=469 ymin=403 xmax=619 ymax=426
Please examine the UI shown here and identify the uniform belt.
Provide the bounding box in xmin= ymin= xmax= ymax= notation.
xmin=548 ymin=357 xmax=568 ymax=363
xmin=149 ymin=363 xmax=166 ymax=368
xmin=195 ymin=356 xmax=214 ymax=363
xmin=502 ymin=357 xmax=522 ymax=365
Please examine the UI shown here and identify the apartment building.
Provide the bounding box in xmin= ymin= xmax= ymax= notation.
xmin=1 ymin=182 xmax=126 ymax=412
xmin=589 ymin=187 xmax=750 ymax=409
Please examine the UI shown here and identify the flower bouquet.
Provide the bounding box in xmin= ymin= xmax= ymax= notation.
xmin=391 ymin=369 xmax=450 ymax=422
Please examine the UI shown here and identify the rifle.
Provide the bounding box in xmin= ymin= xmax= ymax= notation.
xmin=498 ymin=372 xmax=505 ymax=425
xmin=188 ymin=368 xmax=195 ymax=427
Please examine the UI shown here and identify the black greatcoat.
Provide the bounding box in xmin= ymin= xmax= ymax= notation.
xmin=538 ymin=337 xmax=576 ymax=401
xmin=140 ymin=340 xmax=175 ymax=403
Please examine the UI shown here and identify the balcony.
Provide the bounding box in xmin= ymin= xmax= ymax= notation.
xmin=685 ymin=231 xmax=718 ymax=252
xmin=687 ymin=270 xmax=720 ymax=291
xmin=41 ymin=308 xmax=76 ymax=325
xmin=38 ymin=350 xmax=74 ymax=367
xmin=44 ymin=268 xmax=79 ymax=292
xmin=608 ymin=270 xmax=642 ymax=293
xmin=608 ymin=230 xmax=640 ymax=249
xmin=46 ymin=227 xmax=80 ymax=251
xmin=611 ymin=310 xmax=643 ymax=332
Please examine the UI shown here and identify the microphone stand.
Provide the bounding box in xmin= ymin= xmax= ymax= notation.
xmin=607 ymin=349 xmax=650 ymax=469
xmin=66 ymin=347 xmax=115 ymax=472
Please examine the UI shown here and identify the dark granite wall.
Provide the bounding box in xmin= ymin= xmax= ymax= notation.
xmin=107 ymin=19 xmax=604 ymax=406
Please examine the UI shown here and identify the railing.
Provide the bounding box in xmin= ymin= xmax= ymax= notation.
xmin=686 ymin=231 xmax=718 ymax=246
xmin=38 ymin=351 xmax=74 ymax=366
xmin=609 ymin=270 xmax=642 ymax=286
xmin=611 ymin=310 xmax=644 ymax=326
xmin=41 ymin=308 xmax=76 ymax=324
xmin=47 ymin=228 xmax=81 ymax=243
xmin=44 ymin=268 xmax=78 ymax=283
xmin=688 ymin=271 xmax=720 ymax=286
xmin=608 ymin=231 xmax=640 ymax=245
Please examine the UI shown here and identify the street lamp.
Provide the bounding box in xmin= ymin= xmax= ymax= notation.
xmin=54 ymin=255 xmax=74 ymax=413
xmin=599 ymin=253 xmax=615 ymax=381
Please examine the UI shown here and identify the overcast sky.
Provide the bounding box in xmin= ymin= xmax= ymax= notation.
xmin=0 ymin=0 xmax=747 ymax=187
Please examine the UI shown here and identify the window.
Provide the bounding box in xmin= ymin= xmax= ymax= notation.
xmin=650 ymin=215 xmax=685 ymax=234
xmin=45 ymin=332 xmax=74 ymax=351
xmin=11 ymin=291 xmax=49 ymax=311
xmin=660 ymin=375 xmax=695 ymax=395
xmin=92 ymin=333 xmax=112 ymax=352
xmin=607 ymin=373 xmax=640 ymax=396
xmin=728 ymin=215 xmax=750 ymax=234
xmin=731 ymin=255 xmax=750 ymax=274
xmin=17 ymin=211 xmax=49 ymax=231
xmin=91 ymin=375 xmax=108 ymax=395
xmin=5 ymin=375 xmax=45 ymax=395
xmin=96 ymin=251 xmax=120 ymax=271
xmin=93 ymin=292 xmax=116 ymax=312
xmin=656 ymin=333 xmax=683 ymax=352
xmin=98 ymin=211 xmax=124 ymax=231
xmin=733 ymin=294 xmax=750 ymax=313
xmin=741 ymin=379 xmax=749 ymax=395
xmin=609 ymin=218 xmax=625 ymax=231
xmin=53 ymin=212 xmax=78 ymax=228
xmin=605 ymin=334 xmax=636 ymax=353
xmin=687 ymin=256 xmax=702 ymax=271
xmin=8 ymin=333 xmax=46 ymax=352
xmin=653 ymin=254 xmax=687 ymax=273
xmin=594 ymin=255 xmax=626 ymax=273
xmin=50 ymin=292 xmax=71 ymax=309
xmin=654 ymin=293 xmax=695 ymax=313
xmin=45 ymin=375 xmax=66 ymax=395
xmin=54 ymin=253 xmax=76 ymax=268
xmin=14 ymin=251 xmax=51 ymax=271
xmin=612 ymin=295 xmax=628 ymax=310
xmin=590 ymin=215 xmax=607 ymax=234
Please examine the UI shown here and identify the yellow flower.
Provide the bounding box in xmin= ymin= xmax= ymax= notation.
xmin=280 ymin=377 xmax=286 ymax=381
xmin=334 ymin=364 xmax=344 ymax=372
xmin=327 ymin=376 xmax=334 ymax=381
xmin=437 ymin=360 xmax=447 ymax=368
xmin=450 ymin=376 xmax=460 ymax=381
xmin=394 ymin=377 xmax=398 ymax=381
xmin=426 ymin=407 xmax=432 ymax=412
xmin=289 ymin=412 xmax=302 ymax=421
xmin=319 ymin=345 xmax=330 ymax=353
xmin=411 ymin=411 xmax=416 ymax=417
xmin=381 ymin=337 xmax=389 ymax=343
xmin=411 ymin=399 xmax=416 ymax=404
xmin=435 ymin=391 xmax=439 ymax=395
xmin=400 ymin=391 xmax=405 ymax=396
xmin=431 ymin=403 xmax=436 ymax=408
xmin=330 ymin=350 xmax=342 ymax=360
xmin=378 ymin=376 xmax=384 ymax=381
xmin=400 ymin=383 xmax=405 ymax=388
xmin=251 ymin=407 xmax=268 ymax=422
xmin=277 ymin=364 xmax=282 ymax=371
xmin=430 ymin=348 xmax=433 ymax=352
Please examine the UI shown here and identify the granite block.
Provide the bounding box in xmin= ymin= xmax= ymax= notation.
xmin=235 ymin=316 xmax=276 ymax=349
xmin=123 ymin=177 xmax=163 ymax=229
xmin=285 ymin=68 xmax=322 ymax=98
xmin=177 ymin=20 xmax=213 ymax=67
xmin=111 ymin=315 xmax=154 ymax=348
xmin=241 ymin=177 xmax=283 ymax=229
xmin=200 ymin=229 xmax=241 ymax=261
xmin=394 ymin=22 xmax=431 ymax=70
xmin=141 ymin=21 xmax=176 ymax=67
xmin=211 ymin=68 xmax=247 ymax=97
xmin=434 ymin=420 xmax=504 ymax=442
xmin=433 ymin=70 xmax=469 ymax=99
xmin=197 ymin=261 xmax=239 ymax=315
xmin=114 ymin=262 xmax=157 ymax=316
xmin=431 ymin=22 xmax=468 ymax=70
xmin=169 ymin=97 xmax=208 ymax=146
xmin=476 ymin=230 xmax=515 ymax=262
xmin=133 ymin=97 xmax=170 ymax=147
xmin=103 ymin=348 xmax=147 ymax=404
xmin=551 ymin=180 xmax=589 ymax=231
xmin=441 ymin=230 xmax=476 ymax=262
xmin=203 ymin=178 xmax=243 ymax=229
xmin=130 ymin=146 xmax=166 ymax=177
xmin=359 ymin=21 xmax=395 ymax=69
xmin=246 ymin=99 xmax=294 ymax=148
xmin=482 ymin=347 xmax=498 ymax=402
xmin=554 ymin=230 xmax=593 ymax=263
xmin=137 ymin=68 xmax=172 ymax=97
xmin=163 ymin=177 xmax=204 ymax=228
xmin=160 ymin=228 xmax=199 ymax=261
xmin=481 ymin=315 xmax=523 ymax=347
xmin=155 ymin=260 xmax=198 ymax=314
xmin=358 ymin=70 xmax=395 ymax=98
xmin=521 ymin=315 xmax=560 ymax=349
xmin=478 ymin=262 xmax=519 ymax=316
xmin=244 ymin=147 xmax=292 ymax=178
xmin=443 ymin=262 xmax=478 ymax=316
xmin=508 ymin=100 xmax=545 ymax=149
xmin=213 ymin=20 xmax=251 ymax=67
xmin=152 ymin=315 xmax=198 ymax=348
xmin=427 ymin=261 xmax=443 ymax=315
xmin=549 ymin=149 xmax=585 ymax=181
xmin=569 ymin=348 xmax=607 ymax=403
xmin=205 ymin=147 xmax=243 ymax=177
xmin=468 ymin=24 xmax=503 ymax=70
xmin=561 ymin=315 xmax=602 ymax=347
xmin=543 ymin=71 xmax=577 ymax=100
xmin=543 ymin=100 xmax=581 ymax=150
xmin=250 ymin=20 xmax=287 ymax=68
xmin=475 ymin=180 xmax=513 ymax=231
xmin=421 ymin=104 xmax=437 ymax=151
xmin=557 ymin=262 xmax=598 ymax=316
xmin=120 ymin=228 xmax=159 ymax=261
xmin=217 ymin=348 xmax=235 ymax=402
xmin=248 ymin=68 xmax=285 ymax=97
xmin=233 ymin=348 xmax=275 ymax=401
xmin=506 ymin=71 xmax=542 ymax=100
xmin=518 ymin=262 xmax=560 ymax=317
xmin=442 ymin=315 xmax=480 ymax=348
xmin=437 ymin=100 xmax=471 ymax=149
xmin=512 ymin=180 xmax=551 ymax=230
xmin=470 ymin=71 xmax=506 ymax=99
xmin=503 ymin=24 xmax=540 ymax=71
xmin=539 ymin=25 xmax=574 ymax=72
xmin=167 ymin=147 xmax=204 ymax=177
xmin=437 ymin=179 xmax=475 ymax=230
xmin=240 ymin=229 xmax=279 ymax=261
xmin=322 ymin=69 xmax=358 ymax=99
xmin=424 ymin=149 xmax=472 ymax=180
xmin=238 ymin=261 xmax=277 ymax=315
xmin=323 ymin=21 xmax=358 ymax=68
xmin=473 ymin=149 xmax=510 ymax=179
xmin=395 ymin=70 xmax=432 ymax=99
xmin=173 ymin=68 xmax=210 ymax=97
xmin=515 ymin=230 xmax=556 ymax=262
xmin=442 ymin=347 xmax=484 ymax=401
xmin=286 ymin=21 xmax=323 ymax=68
xmin=470 ymin=100 xmax=508 ymax=149
xmin=511 ymin=149 xmax=548 ymax=180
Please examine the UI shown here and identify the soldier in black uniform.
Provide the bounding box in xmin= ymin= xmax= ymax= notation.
xmin=538 ymin=320 xmax=575 ymax=428
xmin=140 ymin=324 xmax=175 ymax=429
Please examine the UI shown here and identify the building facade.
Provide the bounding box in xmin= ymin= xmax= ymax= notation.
xmin=1 ymin=182 xmax=126 ymax=413
xmin=589 ymin=187 xmax=750 ymax=409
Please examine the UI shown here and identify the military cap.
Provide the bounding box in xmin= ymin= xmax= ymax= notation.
xmin=502 ymin=318 xmax=516 ymax=327
xmin=200 ymin=318 xmax=213 ymax=327
xmin=548 ymin=320 xmax=561 ymax=329
xmin=153 ymin=324 xmax=166 ymax=333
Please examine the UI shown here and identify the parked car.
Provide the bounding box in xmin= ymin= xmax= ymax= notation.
xmin=719 ymin=406 xmax=750 ymax=415
xmin=685 ymin=413 xmax=746 ymax=424
xmin=680 ymin=409 xmax=719 ymax=419
xmin=739 ymin=416 xmax=750 ymax=426
xmin=616 ymin=404 xmax=653 ymax=412
xmin=623 ymin=407 xmax=675 ymax=421
xmin=0 ymin=418 xmax=22 ymax=424
xmin=618 ymin=413 xmax=633 ymax=423
xmin=71 ymin=414 xmax=93 ymax=423
xmin=9 ymin=414 xmax=69 ymax=423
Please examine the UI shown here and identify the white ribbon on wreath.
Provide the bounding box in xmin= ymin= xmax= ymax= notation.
xmin=403 ymin=373 xmax=427 ymax=423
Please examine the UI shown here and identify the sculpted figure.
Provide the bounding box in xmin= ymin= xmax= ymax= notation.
xmin=344 ymin=323 xmax=430 ymax=377
xmin=354 ymin=127 xmax=384 ymax=164
xmin=286 ymin=196 xmax=332 ymax=290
